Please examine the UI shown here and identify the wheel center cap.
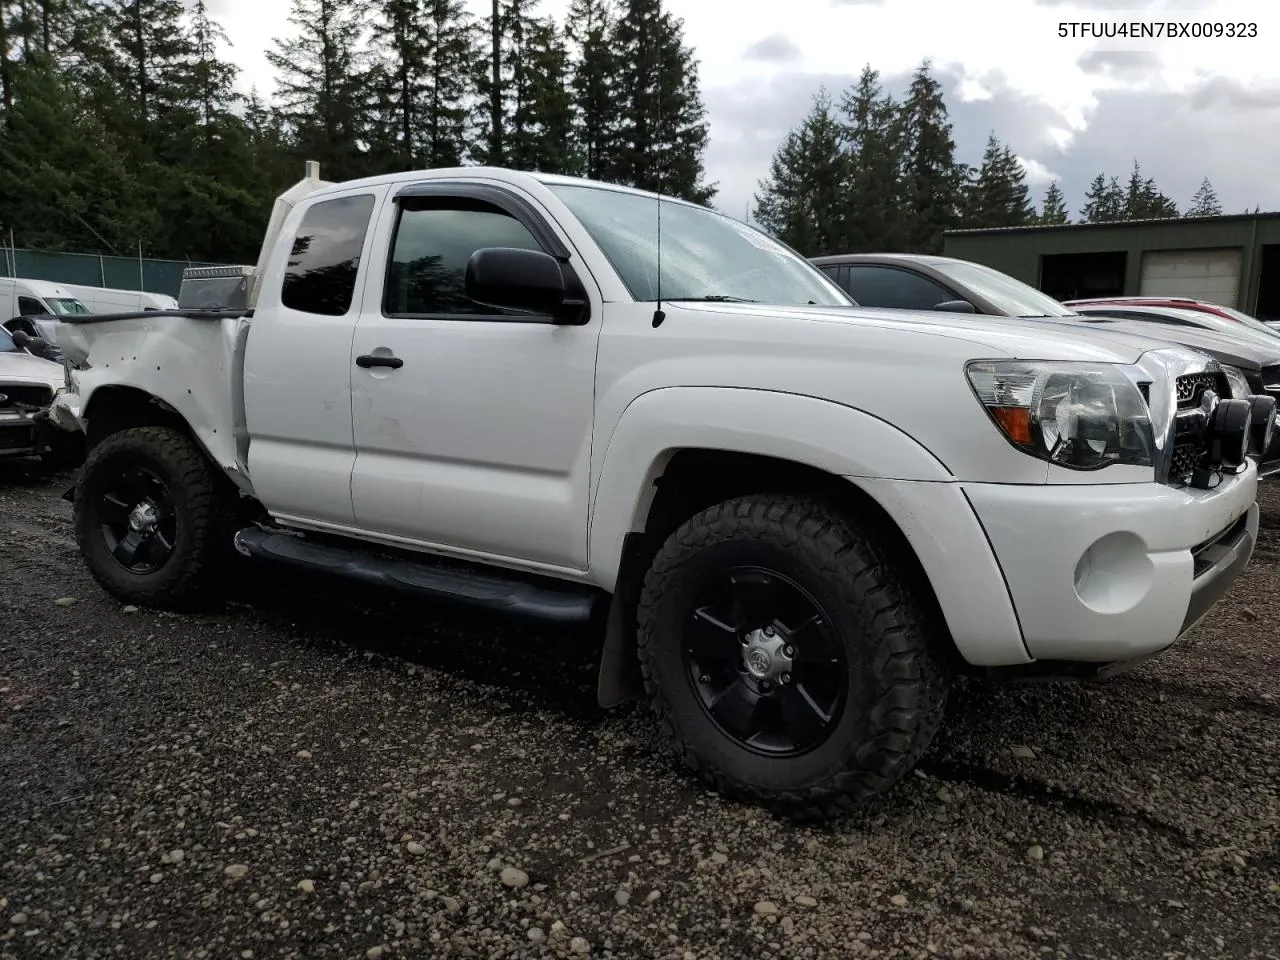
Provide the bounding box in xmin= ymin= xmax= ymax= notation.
xmin=128 ymin=502 xmax=158 ymax=533
xmin=746 ymin=648 xmax=772 ymax=676
xmin=742 ymin=629 xmax=794 ymax=683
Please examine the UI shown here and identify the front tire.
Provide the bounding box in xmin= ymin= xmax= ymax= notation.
xmin=636 ymin=494 xmax=949 ymax=819
xmin=73 ymin=426 xmax=230 ymax=609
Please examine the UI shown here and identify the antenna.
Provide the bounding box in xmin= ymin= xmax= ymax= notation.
xmin=651 ymin=5 xmax=666 ymax=329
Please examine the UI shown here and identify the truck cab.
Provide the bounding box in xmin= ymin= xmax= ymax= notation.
xmin=45 ymin=166 xmax=1273 ymax=819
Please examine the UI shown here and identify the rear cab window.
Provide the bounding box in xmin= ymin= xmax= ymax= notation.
xmin=282 ymin=195 xmax=378 ymax=316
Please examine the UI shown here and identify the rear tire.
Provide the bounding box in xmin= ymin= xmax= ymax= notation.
xmin=73 ymin=426 xmax=231 ymax=609
xmin=636 ymin=494 xmax=949 ymax=820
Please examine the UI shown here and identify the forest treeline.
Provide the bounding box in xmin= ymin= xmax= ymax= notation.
xmin=753 ymin=66 xmax=1230 ymax=256
xmin=0 ymin=0 xmax=712 ymax=263
xmin=0 ymin=2 xmax=1236 ymax=265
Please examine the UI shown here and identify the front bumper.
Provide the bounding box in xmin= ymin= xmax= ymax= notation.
xmin=965 ymin=465 xmax=1258 ymax=663
xmin=0 ymin=412 xmax=37 ymax=457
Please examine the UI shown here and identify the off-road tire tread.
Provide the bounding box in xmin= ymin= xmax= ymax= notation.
xmin=74 ymin=426 xmax=229 ymax=609
xmin=636 ymin=494 xmax=949 ymax=820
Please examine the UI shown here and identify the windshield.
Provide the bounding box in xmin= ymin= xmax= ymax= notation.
xmin=547 ymin=184 xmax=851 ymax=307
xmin=46 ymin=297 xmax=89 ymax=315
xmin=0 ymin=326 xmax=15 ymax=353
xmin=930 ymin=260 xmax=1077 ymax=318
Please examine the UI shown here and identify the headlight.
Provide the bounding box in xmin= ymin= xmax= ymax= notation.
xmin=1220 ymin=364 xmax=1252 ymax=400
xmin=966 ymin=360 xmax=1155 ymax=470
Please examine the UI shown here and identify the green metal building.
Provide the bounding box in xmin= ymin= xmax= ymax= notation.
xmin=942 ymin=213 xmax=1280 ymax=322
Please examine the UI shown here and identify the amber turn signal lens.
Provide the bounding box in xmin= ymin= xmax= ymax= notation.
xmin=990 ymin=406 xmax=1033 ymax=445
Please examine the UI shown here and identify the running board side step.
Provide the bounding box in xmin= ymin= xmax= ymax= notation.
xmin=232 ymin=527 xmax=604 ymax=624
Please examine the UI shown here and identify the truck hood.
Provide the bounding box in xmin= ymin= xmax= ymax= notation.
xmin=702 ymin=303 xmax=1165 ymax=365
xmin=0 ymin=349 xmax=64 ymax=385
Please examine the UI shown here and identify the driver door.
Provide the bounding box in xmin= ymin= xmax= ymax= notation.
xmin=348 ymin=183 xmax=603 ymax=572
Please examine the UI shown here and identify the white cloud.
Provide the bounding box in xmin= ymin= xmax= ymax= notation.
xmin=1018 ymin=157 xmax=1060 ymax=186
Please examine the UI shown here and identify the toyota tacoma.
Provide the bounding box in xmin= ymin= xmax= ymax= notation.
xmin=45 ymin=165 xmax=1274 ymax=818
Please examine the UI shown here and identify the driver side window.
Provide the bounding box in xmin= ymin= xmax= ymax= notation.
xmin=383 ymin=198 xmax=545 ymax=318
xmin=844 ymin=266 xmax=955 ymax=311
xmin=17 ymin=296 xmax=45 ymax=316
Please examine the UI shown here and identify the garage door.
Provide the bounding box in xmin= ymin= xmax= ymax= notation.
xmin=1139 ymin=248 xmax=1242 ymax=307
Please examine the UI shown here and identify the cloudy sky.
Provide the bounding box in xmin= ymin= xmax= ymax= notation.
xmin=209 ymin=0 xmax=1278 ymax=222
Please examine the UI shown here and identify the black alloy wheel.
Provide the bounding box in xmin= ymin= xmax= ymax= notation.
xmin=636 ymin=494 xmax=950 ymax=819
xmin=96 ymin=464 xmax=179 ymax=574
xmin=684 ymin=566 xmax=846 ymax=756
xmin=74 ymin=426 xmax=233 ymax=609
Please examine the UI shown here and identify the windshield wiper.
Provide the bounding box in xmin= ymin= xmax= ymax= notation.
xmin=664 ymin=296 xmax=760 ymax=303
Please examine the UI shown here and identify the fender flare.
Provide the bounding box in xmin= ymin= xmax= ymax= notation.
xmin=587 ymin=386 xmax=955 ymax=589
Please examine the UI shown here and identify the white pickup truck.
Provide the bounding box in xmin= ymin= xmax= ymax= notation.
xmin=47 ymin=165 xmax=1274 ymax=818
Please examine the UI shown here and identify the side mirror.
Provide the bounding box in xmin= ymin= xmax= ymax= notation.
xmin=933 ymin=299 xmax=977 ymax=314
xmin=465 ymin=247 xmax=566 ymax=318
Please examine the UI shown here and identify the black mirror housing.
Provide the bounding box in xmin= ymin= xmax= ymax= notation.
xmin=933 ymin=299 xmax=977 ymax=314
xmin=466 ymin=247 xmax=567 ymax=317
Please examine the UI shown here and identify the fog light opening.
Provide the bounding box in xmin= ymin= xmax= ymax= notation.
xmin=1073 ymin=531 xmax=1154 ymax=615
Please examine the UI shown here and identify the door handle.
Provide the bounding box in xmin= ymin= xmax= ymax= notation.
xmin=356 ymin=354 xmax=404 ymax=369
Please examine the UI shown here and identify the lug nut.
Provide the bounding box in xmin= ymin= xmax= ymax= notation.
xmin=763 ymin=626 xmax=775 ymax=637
xmin=783 ymin=646 xmax=794 ymax=658
xmin=760 ymin=679 xmax=771 ymax=690
xmin=780 ymin=673 xmax=791 ymax=685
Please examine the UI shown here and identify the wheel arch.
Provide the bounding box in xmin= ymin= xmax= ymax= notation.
xmin=594 ymin=447 xmax=961 ymax=708
xmin=78 ymin=382 xmax=251 ymax=497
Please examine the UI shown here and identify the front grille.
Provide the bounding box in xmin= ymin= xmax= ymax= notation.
xmin=1170 ymin=443 xmax=1203 ymax=483
xmin=0 ymin=384 xmax=54 ymax=410
xmin=1175 ymin=372 xmax=1222 ymax=407
xmin=1165 ymin=372 xmax=1230 ymax=486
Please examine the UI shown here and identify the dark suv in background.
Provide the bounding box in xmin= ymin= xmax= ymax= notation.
xmin=809 ymin=253 xmax=1082 ymax=319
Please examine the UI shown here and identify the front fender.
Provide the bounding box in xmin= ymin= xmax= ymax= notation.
xmin=587 ymin=386 xmax=954 ymax=589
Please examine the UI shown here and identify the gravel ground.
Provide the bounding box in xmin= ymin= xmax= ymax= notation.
xmin=2 ymin=460 xmax=1278 ymax=960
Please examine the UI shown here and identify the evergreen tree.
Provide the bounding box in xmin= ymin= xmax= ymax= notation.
xmin=266 ymin=0 xmax=372 ymax=181
xmin=508 ymin=16 xmax=577 ymax=173
xmin=839 ymin=65 xmax=906 ymax=252
xmin=753 ymin=88 xmax=850 ymax=255
xmin=1123 ymin=160 xmax=1177 ymax=219
xmin=472 ymin=0 xmax=541 ymax=166
xmin=109 ymin=0 xmax=198 ymax=138
xmin=1037 ymin=181 xmax=1069 ymax=224
xmin=898 ymin=60 xmax=963 ymax=253
xmin=0 ymin=55 xmax=155 ymax=253
xmin=608 ymin=0 xmax=713 ymax=203
xmin=1081 ymin=173 xmax=1125 ymax=222
xmin=1186 ymin=176 xmax=1222 ymax=217
xmin=962 ymin=132 xmax=1034 ymax=228
xmin=421 ymin=0 xmax=475 ymax=167
xmin=187 ymin=1 xmax=238 ymax=130
xmin=369 ymin=0 xmax=429 ymax=168
xmin=566 ymin=0 xmax=619 ymax=180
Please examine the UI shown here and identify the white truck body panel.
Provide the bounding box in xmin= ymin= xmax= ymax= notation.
xmin=49 ymin=166 xmax=1260 ymax=672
